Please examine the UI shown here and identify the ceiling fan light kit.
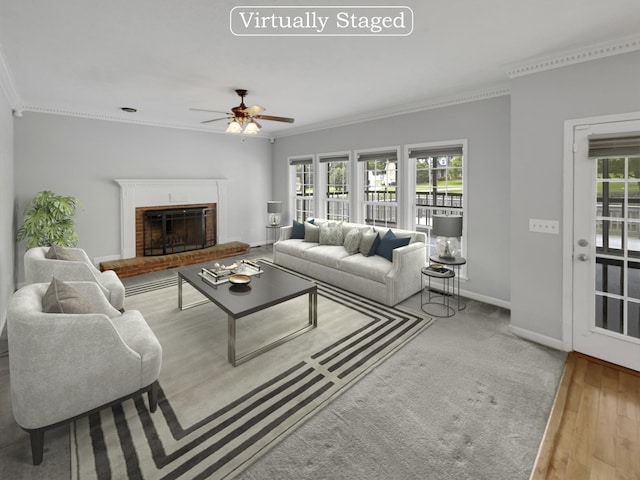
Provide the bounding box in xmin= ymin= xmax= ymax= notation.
xmin=194 ymin=89 xmax=294 ymax=135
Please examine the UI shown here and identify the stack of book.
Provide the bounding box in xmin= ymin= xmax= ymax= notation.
xmin=424 ymin=264 xmax=453 ymax=277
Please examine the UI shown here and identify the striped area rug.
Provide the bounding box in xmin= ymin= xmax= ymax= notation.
xmin=71 ymin=262 xmax=433 ymax=479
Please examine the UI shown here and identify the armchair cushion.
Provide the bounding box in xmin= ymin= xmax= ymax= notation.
xmin=42 ymin=277 xmax=91 ymax=314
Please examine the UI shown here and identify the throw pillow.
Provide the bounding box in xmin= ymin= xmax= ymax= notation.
xmin=291 ymin=220 xmax=305 ymax=239
xmin=343 ymin=228 xmax=362 ymax=255
xmin=376 ymin=229 xmax=412 ymax=262
xmin=319 ymin=222 xmax=343 ymax=245
xmin=303 ymin=221 xmax=320 ymax=243
xmin=359 ymin=230 xmax=380 ymax=257
xmin=42 ymin=277 xmax=92 ymax=314
xmin=45 ymin=244 xmax=75 ymax=261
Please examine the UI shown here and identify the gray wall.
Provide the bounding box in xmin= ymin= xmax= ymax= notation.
xmin=272 ymin=96 xmax=512 ymax=305
xmin=13 ymin=113 xmax=272 ymax=282
xmin=0 ymin=89 xmax=14 ymax=334
xmin=510 ymin=50 xmax=640 ymax=344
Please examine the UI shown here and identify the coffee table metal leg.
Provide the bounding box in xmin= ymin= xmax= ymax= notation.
xmin=178 ymin=274 xmax=210 ymax=310
xmin=228 ymin=314 xmax=236 ymax=366
xmin=228 ymin=287 xmax=319 ymax=367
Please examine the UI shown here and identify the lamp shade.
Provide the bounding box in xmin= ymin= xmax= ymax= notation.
xmin=267 ymin=201 xmax=282 ymax=214
xmin=432 ymin=215 xmax=463 ymax=237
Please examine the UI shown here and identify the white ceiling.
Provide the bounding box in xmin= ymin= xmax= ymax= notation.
xmin=1 ymin=0 xmax=639 ymax=137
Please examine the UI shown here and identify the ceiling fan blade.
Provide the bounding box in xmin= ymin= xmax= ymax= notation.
xmin=242 ymin=104 xmax=265 ymax=116
xmin=190 ymin=108 xmax=229 ymax=114
xmin=200 ymin=117 xmax=229 ymax=124
xmin=254 ymin=114 xmax=295 ymax=124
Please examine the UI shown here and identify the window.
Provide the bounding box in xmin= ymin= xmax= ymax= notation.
xmin=409 ymin=143 xmax=465 ymax=257
xmin=320 ymin=153 xmax=350 ymax=222
xmin=290 ymin=157 xmax=314 ymax=222
xmin=357 ymin=150 xmax=398 ymax=227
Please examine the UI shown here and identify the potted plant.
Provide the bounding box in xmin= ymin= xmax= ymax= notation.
xmin=17 ymin=190 xmax=81 ymax=248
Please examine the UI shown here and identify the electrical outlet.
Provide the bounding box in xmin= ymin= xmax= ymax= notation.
xmin=529 ymin=218 xmax=560 ymax=234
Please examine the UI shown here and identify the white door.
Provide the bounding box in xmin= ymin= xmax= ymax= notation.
xmin=573 ymin=118 xmax=640 ymax=371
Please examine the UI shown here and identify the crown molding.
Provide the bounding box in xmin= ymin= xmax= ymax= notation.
xmin=274 ymin=84 xmax=511 ymax=138
xmin=507 ymin=34 xmax=640 ymax=79
xmin=17 ymin=105 xmax=276 ymax=139
xmin=0 ymin=44 xmax=22 ymax=110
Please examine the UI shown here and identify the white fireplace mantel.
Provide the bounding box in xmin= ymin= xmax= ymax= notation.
xmin=115 ymin=178 xmax=228 ymax=259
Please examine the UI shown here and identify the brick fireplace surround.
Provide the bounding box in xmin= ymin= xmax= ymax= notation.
xmin=100 ymin=179 xmax=249 ymax=278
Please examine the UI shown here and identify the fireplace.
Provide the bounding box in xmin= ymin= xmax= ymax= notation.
xmin=115 ymin=179 xmax=228 ymax=260
xmin=142 ymin=206 xmax=216 ymax=256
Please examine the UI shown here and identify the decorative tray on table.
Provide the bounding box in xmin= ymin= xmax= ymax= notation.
xmin=199 ymin=260 xmax=263 ymax=286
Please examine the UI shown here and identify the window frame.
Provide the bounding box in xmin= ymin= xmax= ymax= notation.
xmin=354 ymin=146 xmax=402 ymax=227
xmin=288 ymin=155 xmax=315 ymax=223
xmin=405 ymin=139 xmax=468 ymax=266
xmin=318 ymin=151 xmax=352 ymax=222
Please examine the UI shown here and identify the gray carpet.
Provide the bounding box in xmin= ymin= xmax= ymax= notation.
xmin=0 ymin=250 xmax=566 ymax=479
xmin=237 ymin=297 xmax=567 ymax=480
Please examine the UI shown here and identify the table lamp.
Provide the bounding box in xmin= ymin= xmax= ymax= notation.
xmin=267 ymin=201 xmax=282 ymax=226
xmin=432 ymin=215 xmax=462 ymax=260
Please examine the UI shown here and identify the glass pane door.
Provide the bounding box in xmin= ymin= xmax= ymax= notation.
xmin=595 ymin=156 xmax=640 ymax=339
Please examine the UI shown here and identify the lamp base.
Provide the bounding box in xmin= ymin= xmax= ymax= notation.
xmin=435 ymin=236 xmax=459 ymax=259
xmin=268 ymin=213 xmax=281 ymax=226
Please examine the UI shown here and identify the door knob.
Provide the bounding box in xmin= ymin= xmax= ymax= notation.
xmin=577 ymin=253 xmax=589 ymax=262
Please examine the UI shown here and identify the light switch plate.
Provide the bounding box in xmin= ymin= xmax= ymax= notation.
xmin=529 ymin=218 xmax=560 ymax=234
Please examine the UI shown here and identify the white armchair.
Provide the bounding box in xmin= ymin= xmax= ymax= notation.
xmin=6 ymin=280 xmax=162 ymax=465
xmin=24 ymin=246 xmax=125 ymax=310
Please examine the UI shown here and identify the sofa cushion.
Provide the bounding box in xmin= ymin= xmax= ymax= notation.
xmin=339 ymin=254 xmax=394 ymax=284
xmin=343 ymin=228 xmax=362 ymax=255
xmin=42 ymin=277 xmax=92 ymax=314
xmin=291 ymin=220 xmax=305 ymax=239
xmin=376 ymin=229 xmax=412 ymax=262
xmin=303 ymin=245 xmax=352 ymax=269
xmin=319 ymin=222 xmax=343 ymax=245
xmin=45 ymin=245 xmax=75 ymax=261
xmin=360 ymin=230 xmax=380 ymax=257
xmin=275 ymin=239 xmax=318 ymax=258
xmin=304 ymin=222 xmax=320 ymax=243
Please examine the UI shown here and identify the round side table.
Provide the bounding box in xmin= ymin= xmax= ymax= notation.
xmin=429 ymin=255 xmax=467 ymax=311
xmin=421 ymin=266 xmax=455 ymax=318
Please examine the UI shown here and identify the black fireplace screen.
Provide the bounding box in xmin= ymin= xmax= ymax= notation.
xmin=143 ymin=207 xmax=216 ymax=256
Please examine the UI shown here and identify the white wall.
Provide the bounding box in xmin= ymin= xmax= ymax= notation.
xmin=0 ymin=87 xmax=14 ymax=333
xmin=510 ymin=50 xmax=640 ymax=345
xmin=272 ymin=95 xmax=512 ymax=305
xmin=13 ymin=113 xmax=272 ymax=281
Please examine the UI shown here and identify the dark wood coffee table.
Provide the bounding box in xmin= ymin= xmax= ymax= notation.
xmin=177 ymin=261 xmax=318 ymax=366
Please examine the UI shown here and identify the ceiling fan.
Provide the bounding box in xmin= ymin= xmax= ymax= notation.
xmin=191 ymin=89 xmax=294 ymax=134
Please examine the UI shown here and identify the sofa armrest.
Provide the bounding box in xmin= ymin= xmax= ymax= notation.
xmin=387 ymin=242 xmax=426 ymax=279
xmin=278 ymin=225 xmax=293 ymax=242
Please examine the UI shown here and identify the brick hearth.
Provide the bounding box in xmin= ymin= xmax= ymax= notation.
xmin=100 ymin=241 xmax=250 ymax=278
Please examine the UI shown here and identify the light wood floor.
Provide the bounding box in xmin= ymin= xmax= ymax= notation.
xmin=531 ymin=352 xmax=640 ymax=480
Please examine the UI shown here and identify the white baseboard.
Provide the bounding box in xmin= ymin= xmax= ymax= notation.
xmin=459 ymin=288 xmax=511 ymax=310
xmin=509 ymin=325 xmax=568 ymax=351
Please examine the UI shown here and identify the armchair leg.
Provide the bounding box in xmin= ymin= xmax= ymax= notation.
xmin=29 ymin=429 xmax=44 ymax=465
xmin=148 ymin=381 xmax=159 ymax=413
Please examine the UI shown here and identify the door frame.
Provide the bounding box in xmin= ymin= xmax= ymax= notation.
xmin=562 ymin=111 xmax=640 ymax=352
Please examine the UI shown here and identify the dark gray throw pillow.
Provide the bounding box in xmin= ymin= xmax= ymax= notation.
xmin=45 ymin=245 xmax=75 ymax=261
xmin=42 ymin=277 xmax=92 ymax=314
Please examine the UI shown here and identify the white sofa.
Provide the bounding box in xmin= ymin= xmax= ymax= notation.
xmin=274 ymin=220 xmax=427 ymax=306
